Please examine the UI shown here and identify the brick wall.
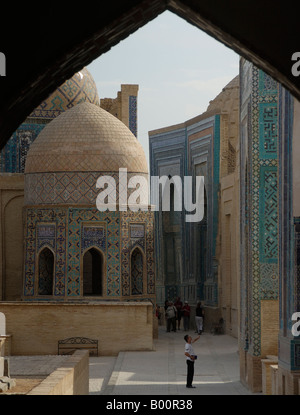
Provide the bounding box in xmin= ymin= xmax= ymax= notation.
xmin=28 ymin=350 xmax=89 ymax=395
xmin=0 ymin=301 xmax=153 ymax=356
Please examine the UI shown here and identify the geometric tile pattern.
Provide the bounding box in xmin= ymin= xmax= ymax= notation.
xmin=81 ymin=225 xmax=106 ymax=253
xmin=129 ymin=95 xmax=137 ymax=137
xmin=24 ymin=171 xmax=149 ymax=205
xmin=259 ymin=103 xmax=278 ymax=159
xmin=259 ymin=263 xmax=278 ymax=300
xmin=67 ymin=208 xmax=120 ymax=297
xmin=24 ymin=207 xmax=67 ymax=297
xmin=0 ymin=123 xmax=46 ymax=173
xmin=24 ymin=103 xmax=148 ymax=175
xmin=29 ymin=68 xmax=99 ymax=120
xmin=0 ymin=68 xmax=99 ymax=173
xmin=259 ymin=166 xmax=278 ymax=263
xmin=294 ymin=222 xmax=300 ymax=313
xmin=24 ymin=206 xmax=155 ymax=300
xmin=240 ymin=64 xmax=279 ymax=356
xmin=121 ymin=210 xmax=155 ymax=297
xmin=36 ymin=223 xmax=56 ymax=251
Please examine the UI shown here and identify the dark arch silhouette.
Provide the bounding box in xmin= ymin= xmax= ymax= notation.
xmin=1 ymin=1 xmax=300 ymax=150
xmin=83 ymin=247 xmax=103 ymax=296
xmin=38 ymin=247 xmax=54 ymax=296
xmin=131 ymin=247 xmax=144 ymax=295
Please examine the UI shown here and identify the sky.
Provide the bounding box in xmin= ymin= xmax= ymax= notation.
xmin=87 ymin=10 xmax=239 ymax=165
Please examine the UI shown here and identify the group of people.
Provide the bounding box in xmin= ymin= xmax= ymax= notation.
xmin=163 ymin=297 xmax=204 ymax=334
xmin=157 ymin=297 xmax=205 ymax=389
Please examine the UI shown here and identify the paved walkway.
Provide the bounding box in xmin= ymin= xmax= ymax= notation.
xmin=89 ymin=325 xmax=254 ymax=395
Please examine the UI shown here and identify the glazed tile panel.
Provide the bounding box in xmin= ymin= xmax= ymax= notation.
xmin=23 ymin=207 xmax=155 ymax=299
xmin=240 ymin=62 xmax=279 ymax=356
xmin=24 ymin=171 xmax=149 ymax=205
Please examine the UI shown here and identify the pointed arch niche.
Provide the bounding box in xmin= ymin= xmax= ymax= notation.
xmin=130 ymin=247 xmax=145 ymax=296
xmin=38 ymin=247 xmax=54 ymax=295
xmin=82 ymin=247 xmax=104 ymax=296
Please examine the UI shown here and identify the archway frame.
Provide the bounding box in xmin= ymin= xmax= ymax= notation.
xmin=2 ymin=193 xmax=24 ymax=301
xmin=1 ymin=1 xmax=300 ymax=149
xmin=81 ymin=245 xmax=106 ymax=298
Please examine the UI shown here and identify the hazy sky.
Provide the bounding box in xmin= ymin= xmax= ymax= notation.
xmin=87 ymin=10 xmax=239 ymax=165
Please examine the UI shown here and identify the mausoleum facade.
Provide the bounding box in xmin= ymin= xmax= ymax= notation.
xmin=23 ymin=102 xmax=155 ymax=301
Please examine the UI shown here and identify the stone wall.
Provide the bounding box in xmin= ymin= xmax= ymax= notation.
xmin=28 ymin=350 xmax=89 ymax=395
xmin=0 ymin=175 xmax=24 ymax=301
xmin=218 ymin=172 xmax=240 ymax=338
xmin=0 ymin=301 xmax=154 ymax=356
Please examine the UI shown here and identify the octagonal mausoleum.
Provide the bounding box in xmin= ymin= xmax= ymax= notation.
xmin=23 ymin=102 xmax=155 ymax=301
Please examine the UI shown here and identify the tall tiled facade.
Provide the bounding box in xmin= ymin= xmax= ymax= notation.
xmin=149 ymin=115 xmax=220 ymax=307
xmin=240 ymin=58 xmax=300 ymax=393
xmin=149 ymin=76 xmax=240 ymax=331
xmin=240 ymin=60 xmax=279 ymax=357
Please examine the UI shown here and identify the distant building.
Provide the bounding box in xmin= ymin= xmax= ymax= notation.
xmin=149 ymin=76 xmax=240 ymax=334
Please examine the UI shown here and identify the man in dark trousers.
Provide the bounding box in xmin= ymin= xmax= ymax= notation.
xmin=184 ymin=334 xmax=200 ymax=388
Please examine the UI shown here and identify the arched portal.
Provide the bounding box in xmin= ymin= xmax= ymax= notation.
xmin=131 ymin=247 xmax=144 ymax=295
xmin=1 ymin=2 xmax=300 ymax=150
xmin=38 ymin=247 xmax=54 ymax=295
xmin=83 ymin=248 xmax=103 ymax=296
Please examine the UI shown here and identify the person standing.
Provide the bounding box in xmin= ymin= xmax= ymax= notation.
xmin=165 ymin=301 xmax=177 ymax=332
xmin=195 ymin=302 xmax=204 ymax=334
xmin=174 ymin=296 xmax=183 ymax=330
xmin=182 ymin=300 xmax=191 ymax=331
xmin=184 ymin=334 xmax=200 ymax=388
xmin=164 ymin=300 xmax=169 ymax=330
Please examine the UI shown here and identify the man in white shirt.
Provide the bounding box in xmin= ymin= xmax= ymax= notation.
xmin=184 ymin=334 xmax=200 ymax=388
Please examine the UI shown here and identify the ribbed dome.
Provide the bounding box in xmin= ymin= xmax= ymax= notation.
xmin=29 ymin=68 xmax=99 ymax=120
xmin=25 ymin=102 xmax=148 ymax=174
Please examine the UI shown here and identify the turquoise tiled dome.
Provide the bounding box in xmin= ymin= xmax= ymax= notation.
xmin=29 ymin=67 xmax=99 ymax=120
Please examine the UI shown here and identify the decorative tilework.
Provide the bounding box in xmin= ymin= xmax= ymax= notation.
xmin=259 ymin=263 xmax=278 ymax=299
xmin=240 ymin=62 xmax=279 ymax=356
xmin=24 ymin=208 xmax=67 ymax=297
xmin=294 ymin=221 xmax=300 ymax=313
xmin=259 ymin=103 xmax=278 ymax=159
xmin=29 ymin=68 xmax=99 ymax=119
xmin=121 ymin=211 xmax=155 ymax=297
xmin=67 ymin=208 xmax=120 ymax=297
xmin=258 ymin=69 xmax=278 ymax=96
xmin=25 ymin=171 xmax=149 ymax=205
xmin=37 ymin=223 xmax=56 ymax=251
xmin=0 ymin=123 xmax=46 ymax=173
xmin=81 ymin=225 xmax=106 ymax=253
xmin=1 ymin=68 xmax=100 ymax=174
xmin=130 ymin=224 xmax=145 ymax=251
xmin=149 ymin=110 xmax=221 ymax=308
xmin=129 ymin=95 xmax=137 ymax=137
xmin=259 ymin=167 xmax=278 ymax=263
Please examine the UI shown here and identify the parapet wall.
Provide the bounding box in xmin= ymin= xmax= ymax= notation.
xmin=0 ymin=301 xmax=153 ymax=356
xmin=28 ymin=350 xmax=89 ymax=395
